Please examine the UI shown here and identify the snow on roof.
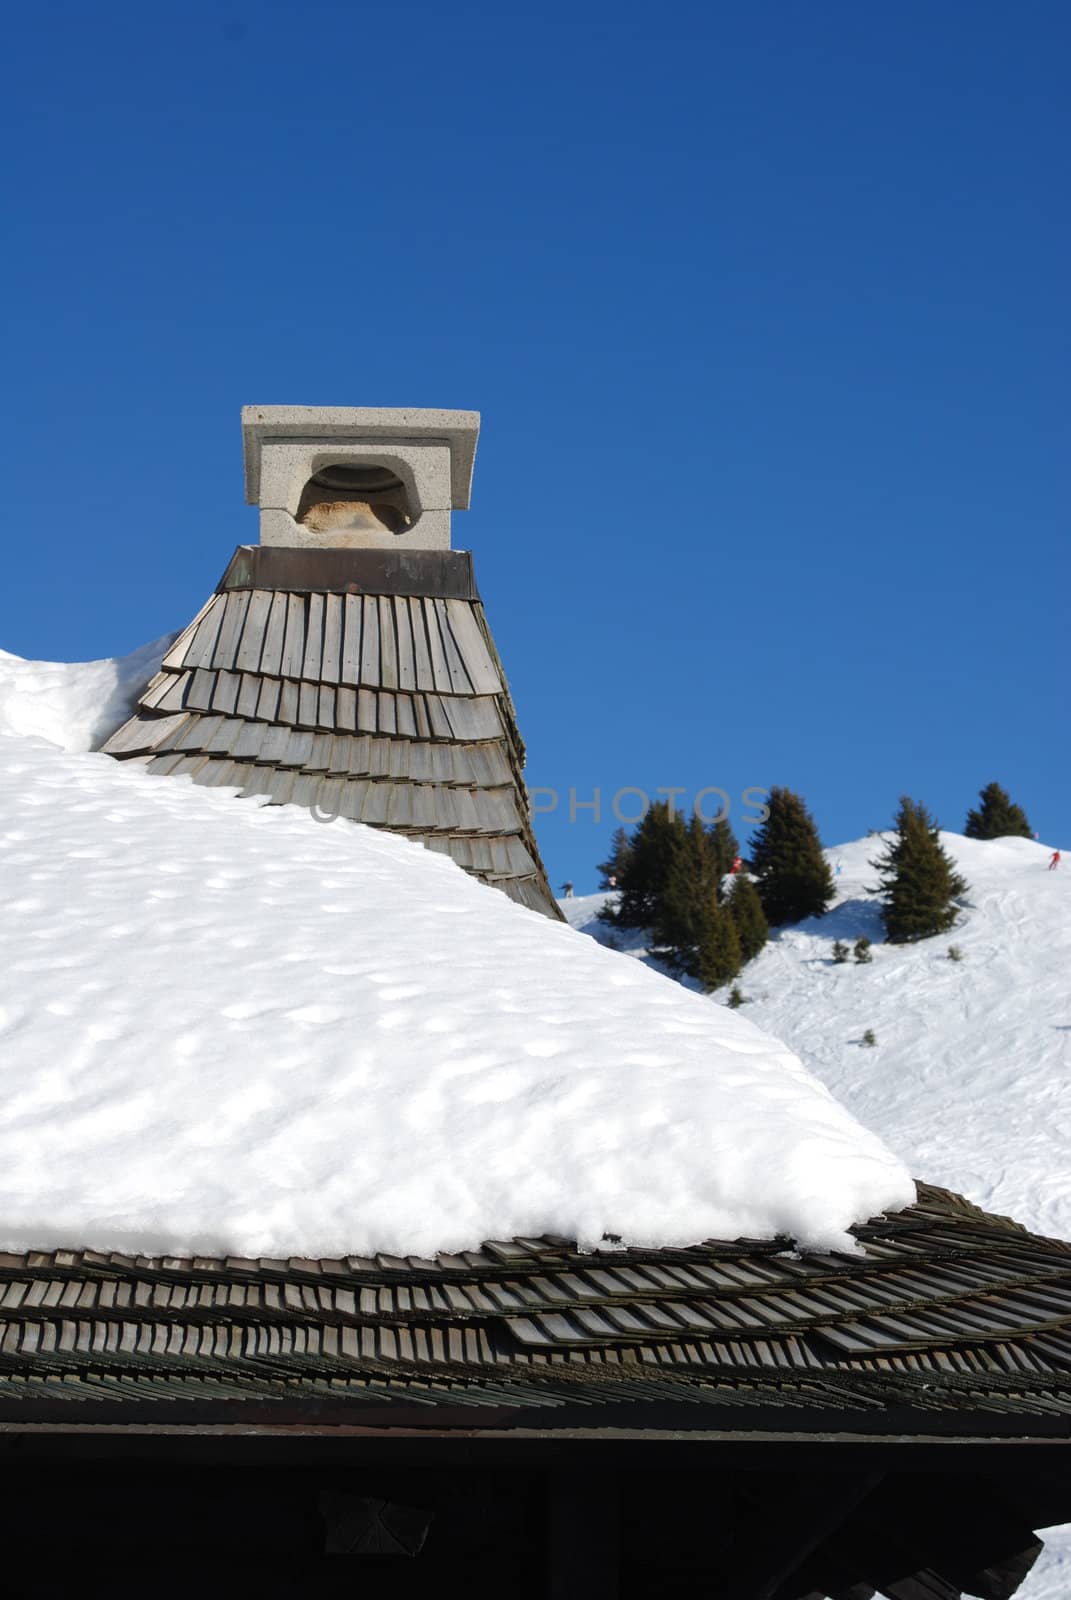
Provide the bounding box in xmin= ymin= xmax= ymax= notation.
xmin=0 ymin=646 xmax=914 ymax=1260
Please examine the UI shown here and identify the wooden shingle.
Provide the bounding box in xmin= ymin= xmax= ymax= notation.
xmin=103 ymin=546 xmax=560 ymax=917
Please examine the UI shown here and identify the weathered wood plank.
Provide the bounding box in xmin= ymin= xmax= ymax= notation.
xmin=315 ymin=775 xmax=344 ymax=816
xmin=138 ymin=671 xmax=177 ymax=710
xmin=387 ymin=742 xmax=411 ymax=781
xmin=238 ymin=766 xmax=275 ymax=799
xmin=444 ymin=598 xmax=502 ymax=694
xmin=236 ymin=674 xmax=261 ymax=720
xmin=378 ymin=691 xmax=397 ymax=735
xmin=302 ymin=592 xmax=325 ymax=682
xmin=281 ymin=594 xmax=307 ymax=679
xmin=431 ymin=599 xmax=472 ymax=694
xmin=259 ymin=725 xmax=294 ymax=766
xmin=306 ymin=733 xmax=334 ymax=772
xmin=211 ymin=591 xmax=252 ymax=672
xmin=424 ymin=694 xmax=453 ymax=739
xmin=432 ymin=787 xmax=461 ymax=830
xmin=440 ymin=695 xmax=501 ymax=742
xmin=412 ymin=694 xmax=431 ymax=739
xmin=377 ymin=595 xmax=398 ymax=690
xmin=368 ymin=738 xmax=390 ymax=779
xmin=409 ymin=785 xmax=437 ymax=829
xmin=160 ymin=593 xmax=217 ymax=671
xmin=335 ymin=777 xmax=369 ymax=821
xmin=235 ymin=589 xmax=272 ymax=675
xmin=182 ymin=596 xmax=229 ymax=672
xmin=453 ymin=788 xmax=483 ymax=832
xmin=385 ymin=784 xmax=413 ymax=828
xmin=393 ymin=595 xmax=417 ymax=691
xmin=490 ymin=836 xmax=536 ymax=876
xmin=140 ymin=674 xmax=190 ymax=713
xmin=284 ymin=731 xmax=315 ymax=767
xmin=325 ymin=735 xmax=353 ymax=776
xmin=321 ymin=593 xmax=343 ymax=685
xmin=102 ymin=711 xmax=191 ymax=756
xmin=233 ymin=721 xmax=269 ymax=761
xmin=360 ymin=596 xmax=380 ymax=685
xmin=395 ymin=694 xmax=417 ymax=738
xmin=256 ymin=677 xmax=281 ymax=722
xmin=278 ymin=679 xmax=300 ymax=725
xmin=297 ymin=681 xmax=320 ymax=728
xmin=340 ymin=594 xmax=362 ymax=685
xmin=335 ymin=684 xmax=357 ymax=732
xmin=318 ymin=686 xmax=336 ymax=729
xmin=202 ymin=716 xmax=243 ymax=755
xmin=210 ymin=672 xmax=240 ymax=715
xmin=261 ymin=767 xmax=298 ymax=806
xmin=408 ymin=596 xmax=435 ymax=691
xmin=357 ymin=687 xmax=377 ymax=732
xmin=145 ymin=750 xmax=183 ymax=776
xmin=260 ymin=591 xmax=289 ymax=677
xmin=420 ymin=597 xmax=453 ymax=693
xmin=185 ymin=668 xmax=217 ymax=712
xmin=361 ymin=783 xmax=389 ymax=826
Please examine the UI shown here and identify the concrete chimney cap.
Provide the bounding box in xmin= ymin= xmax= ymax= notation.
xmin=241 ymin=406 xmax=481 ymax=510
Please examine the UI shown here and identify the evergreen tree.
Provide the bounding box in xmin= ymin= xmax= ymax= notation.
xmin=749 ymin=787 xmax=835 ymax=927
xmin=853 ymin=937 xmax=872 ymax=964
xmin=597 ymin=826 xmax=634 ymax=890
xmin=695 ymin=902 xmax=742 ymax=992
xmin=832 ymin=940 xmax=850 ymax=964
xmin=726 ymin=871 xmax=768 ymax=964
xmin=709 ymin=817 xmax=740 ymax=884
xmin=964 ymin=782 xmax=1033 ymax=841
xmin=614 ymin=802 xmax=688 ymax=929
xmin=651 ymin=815 xmax=721 ymax=975
xmin=871 ymin=797 xmax=969 ymax=944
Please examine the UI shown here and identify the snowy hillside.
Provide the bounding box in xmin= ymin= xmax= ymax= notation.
xmin=565 ymin=833 xmax=1071 ymax=1598
xmin=565 ymin=833 xmax=1071 ymax=1243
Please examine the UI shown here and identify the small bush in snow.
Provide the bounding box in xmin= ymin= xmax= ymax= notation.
xmin=862 ymin=1028 xmax=877 ymax=1048
xmin=727 ymin=984 xmax=746 ymax=1009
xmin=832 ymin=940 xmax=850 ymax=964
xmin=854 ymin=937 xmax=872 ymax=964
xmin=947 ymin=944 xmax=963 ymax=962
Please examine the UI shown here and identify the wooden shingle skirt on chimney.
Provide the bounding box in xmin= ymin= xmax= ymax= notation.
xmin=102 ymin=408 xmax=561 ymax=920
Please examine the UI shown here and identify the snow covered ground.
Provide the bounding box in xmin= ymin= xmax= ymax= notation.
xmin=0 ymin=643 xmax=913 ymax=1261
xmin=565 ymin=835 xmax=1071 ymax=1598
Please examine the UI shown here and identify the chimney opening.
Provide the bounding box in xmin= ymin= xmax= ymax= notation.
xmin=296 ymin=461 xmax=413 ymax=537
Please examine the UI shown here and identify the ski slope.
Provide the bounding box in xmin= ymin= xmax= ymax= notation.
xmin=565 ymin=834 xmax=1071 ymax=1597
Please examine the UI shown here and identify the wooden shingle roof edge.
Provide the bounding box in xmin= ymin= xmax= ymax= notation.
xmin=101 ymin=544 xmax=562 ymax=920
xmin=1 ymin=1185 xmax=1071 ymax=1432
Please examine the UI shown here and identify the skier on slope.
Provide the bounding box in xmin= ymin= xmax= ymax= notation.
xmin=1048 ymin=851 xmax=1061 ymax=871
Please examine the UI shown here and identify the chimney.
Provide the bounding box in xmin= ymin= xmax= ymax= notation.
xmin=241 ymin=406 xmax=480 ymax=551
xmin=102 ymin=405 xmax=562 ymax=921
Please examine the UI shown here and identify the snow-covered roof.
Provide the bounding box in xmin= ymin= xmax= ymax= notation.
xmin=0 ymin=646 xmax=913 ymax=1260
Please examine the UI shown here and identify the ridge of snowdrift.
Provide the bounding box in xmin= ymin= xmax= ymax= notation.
xmin=0 ymin=636 xmax=173 ymax=753
xmin=0 ymin=643 xmax=913 ymax=1260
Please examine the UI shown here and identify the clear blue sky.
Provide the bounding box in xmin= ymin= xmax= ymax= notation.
xmin=3 ymin=0 xmax=1066 ymax=888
